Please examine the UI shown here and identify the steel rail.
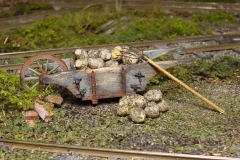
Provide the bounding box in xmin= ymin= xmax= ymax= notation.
xmin=0 ymin=22 xmax=36 ymax=32
xmin=0 ymin=33 xmax=239 ymax=71
xmin=0 ymin=139 xmax=238 ymax=160
xmin=185 ymin=42 xmax=240 ymax=53
xmin=125 ymin=5 xmax=240 ymax=12
xmin=1 ymin=41 xmax=239 ymax=71
xmin=1 ymin=32 xmax=240 ymax=60
xmin=0 ymin=32 xmax=239 ymax=71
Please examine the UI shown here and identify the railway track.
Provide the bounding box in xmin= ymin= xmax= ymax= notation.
xmin=0 ymin=0 xmax=239 ymax=32
xmin=0 ymin=139 xmax=238 ymax=160
xmin=0 ymin=32 xmax=239 ymax=71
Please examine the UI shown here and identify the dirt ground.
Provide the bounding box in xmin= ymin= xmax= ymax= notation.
xmin=60 ymin=79 xmax=240 ymax=157
xmin=2 ymin=78 xmax=239 ymax=159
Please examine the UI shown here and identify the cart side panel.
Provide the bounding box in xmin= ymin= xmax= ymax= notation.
xmin=125 ymin=62 xmax=158 ymax=93
xmin=96 ymin=68 xmax=123 ymax=98
xmin=78 ymin=72 xmax=92 ymax=98
xmin=81 ymin=67 xmax=124 ymax=102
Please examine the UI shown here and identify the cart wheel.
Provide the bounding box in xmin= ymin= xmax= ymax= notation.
xmin=20 ymin=54 xmax=68 ymax=89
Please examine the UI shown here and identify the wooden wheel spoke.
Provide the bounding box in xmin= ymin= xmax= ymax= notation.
xmin=25 ymin=76 xmax=39 ymax=81
xmin=31 ymin=82 xmax=39 ymax=88
xmin=28 ymin=67 xmax=41 ymax=76
xmin=45 ymin=59 xmax=49 ymax=72
xmin=48 ymin=64 xmax=59 ymax=74
xmin=20 ymin=54 xmax=68 ymax=89
xmin=36 ymin=61 xmax=44 ymax=72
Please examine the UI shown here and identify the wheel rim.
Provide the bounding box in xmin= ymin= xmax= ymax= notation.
xmin=20 ymin=54 xmax=68 ymax=89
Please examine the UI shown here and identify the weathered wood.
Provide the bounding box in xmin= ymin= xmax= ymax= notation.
xmin=42 ymin=60 xmax=188 ymax=103
xmin=34 ymin=100 xmax=54 ymax=122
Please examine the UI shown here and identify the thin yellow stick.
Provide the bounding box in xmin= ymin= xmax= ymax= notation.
xmin=144 ymin=56 xmax=225 ymax=113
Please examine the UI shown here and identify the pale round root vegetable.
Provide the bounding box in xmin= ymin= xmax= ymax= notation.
xmin=88 ymin=50 xmax=99 ymax=58
xmin=116 ymin=105 xmax=131 ymax=116
xmin=129 ymin=108 xmax=146 ymax=123
xmin=105 ymin=60 xmax=119 ymax=67
xmin=144 ymin=89 xmax=163 ymax=102
xmin=88 ymin=58 xmax=104 ymax=69
xmin=75 ymin=48 xmax=88 ymax=59
xmin=98 ymin=48 xmax=111 ymax=61
xmin=122 ymin=51 xmax=139 ymax=64
xmin=129 ymin=94 xmax=147 ymax=109
xmin=158 ymin=99 xmax=169 ymax=112
xmin=111 ymin=46 xmax=122 ymax=61
xmin=74 ymin=59 xmax=88 ymax=69
xmin=145 ymin=102 xmax=160 ymax=118
xmin=117 ymin=95 xmax=133 ymax=116
xmin=119 ymin=95 xmax=131 ymax=106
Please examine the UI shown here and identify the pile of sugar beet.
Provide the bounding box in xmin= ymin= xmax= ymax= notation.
xmin=117 ymin=90 xmax=169 ymax=123
xmin=74 ymin=46 xmax=141 ymax=69
xmin=74 ymin=46 xmax=169 ymax=123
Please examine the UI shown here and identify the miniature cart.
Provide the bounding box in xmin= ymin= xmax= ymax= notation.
xmin=20 ymin=50 xmax=182 ymax=104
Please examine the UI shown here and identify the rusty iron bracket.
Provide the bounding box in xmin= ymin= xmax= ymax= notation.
xmin=80 ymin=88 xmax=86 ymax=97
xmin=74 ymin=77 xmax=82 ymax=84
xmin=135 ymin=71 xmax=145 ymax=84
xmin=130 ymin=84 xmax=141 ymax=92
xmin=121 ymin=67 xmax=126 ymax=96
xmin=91 ymin=71 xmax=98 ymax=104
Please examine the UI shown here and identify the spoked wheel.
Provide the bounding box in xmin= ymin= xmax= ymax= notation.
xmin=20 ymin=54 xmax=68 ymax=89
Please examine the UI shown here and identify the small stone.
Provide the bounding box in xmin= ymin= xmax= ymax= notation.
xmin=111 ymin=46 xmax=122 ymax=61
xmin=145 ymin=102 xmax=160 ymax=118
xmin=22 ymin=110 xmax=39 ymax=120
xmin=98 ymin=48 xmax=111 ymax=61
xmin=74 ymin=59 xmax=88 ymax=69
xmin=129 ymin=108 xmax=146 ymax=123
xmin=105 ymin=60 xmax=119 ymax=67
xmin=144 ymin=89 xmax=163 ymax=102
xmin=88 ymin=58 xmax=104 ymax=69
xmin=158 ymin=99 xmax=169 ymax=112
xmin=44 ymin=95 xmax=63 ymax=105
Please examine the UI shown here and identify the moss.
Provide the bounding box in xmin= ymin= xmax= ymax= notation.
xmin=0 ymin=10 xmax=238 ymax=52
xmin=190 ymin=56 xmax=240 ymax=79
xmin=0 ymin=71 xmax=52 ymax=111
xmin=148 ymin=56 xmax=240 ymax=87
xmin=13 ymin=2 xmax=53 ymax=15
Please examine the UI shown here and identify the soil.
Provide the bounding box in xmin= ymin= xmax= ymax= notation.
xmin=0 ymin=78 xmax=239 ymax=158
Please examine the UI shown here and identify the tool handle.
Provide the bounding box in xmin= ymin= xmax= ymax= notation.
xmin=144 ymin=56 xmax=225 ymax=113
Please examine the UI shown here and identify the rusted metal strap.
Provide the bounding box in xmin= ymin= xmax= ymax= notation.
xmin=121 ymin=67 xmax=126 ymax=96
xmin=91 ymin=71 xmax=98 ymax=104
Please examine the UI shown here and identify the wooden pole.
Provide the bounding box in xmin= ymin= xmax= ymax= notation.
xmin=144 ymin=56 xmax=225 ymax=113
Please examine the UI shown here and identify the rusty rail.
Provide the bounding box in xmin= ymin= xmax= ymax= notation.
xmin=0 ymin=33 xmax=240 ymax=71
xmin=1 ymin=32 xmax=239 ymax=59
xmin=185 ymin=42 xmax=240 ymax=53
xmin=0 ymin=139 xmax=238 ymax=160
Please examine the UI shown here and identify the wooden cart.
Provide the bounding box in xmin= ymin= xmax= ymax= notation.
xmin=19 ymin=49 xmax=185 ymax=104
